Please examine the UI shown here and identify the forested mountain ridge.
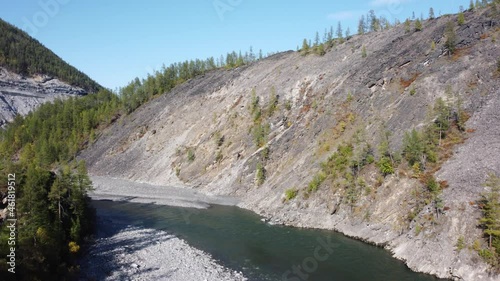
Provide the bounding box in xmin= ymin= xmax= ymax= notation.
xmin=80 ymin=4 xmax=500 ymax=281
xmin=0 ymin=18 xmax=102 ymax=127
xmin=0 ymin=18 xmax=101 ymax=93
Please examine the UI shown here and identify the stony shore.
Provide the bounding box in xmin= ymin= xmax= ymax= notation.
xmin=79 ymin=202 xmax=246 ymax=281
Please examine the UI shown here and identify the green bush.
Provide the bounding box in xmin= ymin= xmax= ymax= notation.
xmin=415 ymin=19 xmax=422 ymax=31
xmin=426 ymin=175 xmax=440 ymax=194
xmin=308 ymin=172 xmax=326 ymax=192
xmin=255 ymin=162 xmax=266 ymax=186
xmin=252 ymin=123 xmax=270 ymax=147
xmin=249 ymin=88 xmax=259 ymax=114
xmin=261 ymin=146 xmax=270 ymax=161
xmin=215 ymin=150 xmax=223 ymax=163
xmin=458 ymin=12 xmax=465 ymax=25
xmin=214 ymin=132 xmax=225 ymax=147
xmin=361 ymin=46 xmax=367 ymax=58
xmin=456 ymin=236 xmax=465 ymax=251
xmin=378 ymin=157 xmax=394 ymax=176
xmin=285 ymin=188 xmax=298 ymax=201
xmin=187 ymin=149 xmax=195 ymax=162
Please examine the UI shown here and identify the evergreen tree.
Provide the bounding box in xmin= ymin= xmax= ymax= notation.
xmin=336 ymin=21 xmax=344 ymax=41
xmin=458 ymin=12 xmax=465 ymax=25
xmin=369 ymin=10 xmax=380 ymax=31
xmin=445 ymin=21 xmax=457 ymax=55
xmin=415 ymin=18 xmax=423 ymax=31
xmin=429 ymin=7 xmax=435 ymax=19
xmin=402 ymin=129 xmax=424 ymax=166
xmin=302 ymin=39 xmax=310 ymax=53
xmin=480 ymin=174 xmax=500 ymax=250
xmin=404 ymin=18 xmax=411 ymax=33
xmin=358 ymin=16 xmax=366 ymax=35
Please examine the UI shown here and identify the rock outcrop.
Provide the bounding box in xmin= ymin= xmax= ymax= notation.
xmin=0 ymin=67 xmax=87 ymax=127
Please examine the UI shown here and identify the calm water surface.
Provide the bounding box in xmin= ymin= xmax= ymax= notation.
xmin=91 ymin=200 xmax=448 ymax=281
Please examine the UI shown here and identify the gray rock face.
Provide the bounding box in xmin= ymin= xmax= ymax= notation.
xmin=0 ymin=67 xmax=87 ymax=127
xmin=80 ymin=9 xmax=500 ymax=281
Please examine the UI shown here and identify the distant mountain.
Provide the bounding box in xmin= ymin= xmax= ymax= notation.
xmin=0 ymin=18 xmax=101 ymax=93
xmin=0 ymin=18 xmax=102 ymax=126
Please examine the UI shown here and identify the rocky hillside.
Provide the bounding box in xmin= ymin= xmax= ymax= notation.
xmin=0 ymin=18 xmax=101 ymax=126
xmin=0 ymin=67 xmax=87 ymax=126
xmin=81 ymin=7 xmax=500 ymax=281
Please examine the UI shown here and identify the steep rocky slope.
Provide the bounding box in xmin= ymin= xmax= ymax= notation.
xmin=81 ymin=8 xmax=500 ymax=281
xmin=0 ymin=18 xmax=101 ymax=126
xmin=0 ymin=67 xmax=87 ymax=126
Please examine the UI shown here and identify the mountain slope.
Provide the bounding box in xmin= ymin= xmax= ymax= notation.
xmin=81 ymin=7 xmax=500 ymax=281
xmin=0 ymin=19 xmax=101 ymax=92
xmin=0 ymin=18 xmax=102 ymax=126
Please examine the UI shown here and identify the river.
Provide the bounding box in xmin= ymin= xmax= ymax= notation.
xmin=91 ymin=200 xmax=448 ymax=281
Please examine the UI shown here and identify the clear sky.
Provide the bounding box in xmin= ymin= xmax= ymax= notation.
xmin=1 ymin=0 xmax=471 ymax=90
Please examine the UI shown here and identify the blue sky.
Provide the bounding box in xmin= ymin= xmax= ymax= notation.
xmin=1 ymin=0 xmax=471 ymax=90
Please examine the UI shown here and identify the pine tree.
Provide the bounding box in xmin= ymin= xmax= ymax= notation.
xmin=429 ymin=7 xmax=435 ymax=19
xmin=480 ymin=174 xmax=500 ymax=249
xmin=358 ymin=15 xmax=366 ymax=35
xmin=470 ymin=0 xmax=475 ymax=10
xmin=458 ymin=12 xmax=465 ymax=25
xmin=314 ymin=31 xmax=320 ymax=47
xmin=415 ymin=18 xmax=423 ymax=31
xmin=445 ymin=21 xmax=457 ymax=55
xmin=336 ymin=21 xmax=343 ymax=41
xmin=302 ymin=39 xmax=310 ymax=54
xmin=402 ymin=129 xmax=425 ymax=166
xmin=369 ymin=10 xmax=379 ymax=31
xmin=404 ymin=18 xmax=411 ymax=33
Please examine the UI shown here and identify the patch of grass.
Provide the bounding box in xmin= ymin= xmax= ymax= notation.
xmin=267 ymin=87 xmax=279 ymax=116
xmin=261 ymin=146 xmax=270 ymax=161
xmin=187 ymin=148 xmax=195 ymax=162
xmin=308 ymin=172 xmax=327 ymax=192
xmin=409 ymin=87 xmax=416 ymax=96
xmin=252 ymin=123 xmax=270 ymax=147
xmin=215 ymin=150 xmax=223 ymax=163
xmin=456 ymin=236 xmax=465 ymax=251
xmin=255 ymin=162 xmax=266 ymax=186
xmin=415 ymin=224 xmax=423 ymax=236
xmin=214 ymin=131 xmax=225 ymax=147
xmin=285 ymin=188 xmax=298 ymax=201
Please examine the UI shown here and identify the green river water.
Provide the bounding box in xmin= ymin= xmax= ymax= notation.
xmin=91 ymin=200 xmax=448 ymax=281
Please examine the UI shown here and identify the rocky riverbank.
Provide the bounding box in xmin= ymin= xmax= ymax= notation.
xmin=79 ymin=203 xmax=246 ymax=281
